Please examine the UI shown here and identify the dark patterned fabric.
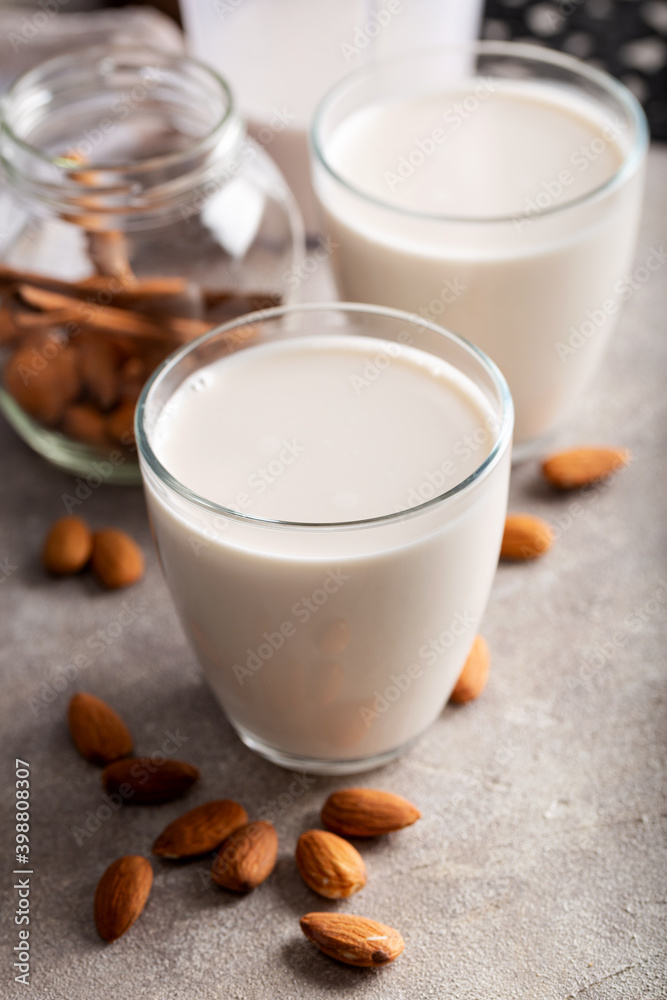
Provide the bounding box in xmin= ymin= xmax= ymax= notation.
xmin=481 ymin=0 xmax=667 ymax=139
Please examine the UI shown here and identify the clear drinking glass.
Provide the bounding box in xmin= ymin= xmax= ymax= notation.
xmin=137 ymin=303 xmax=513 ymax=774
xmin=311 ymin=42 xmax=648 ymax=458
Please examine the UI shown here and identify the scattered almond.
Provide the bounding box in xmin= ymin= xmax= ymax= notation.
xmin=501 ymin=513 xmax=554 ymax=561
xmin=296 ymin=830 xmax=367 ymax=899
xmin=42 ymin=515 xmax=93 ymax=575
xmin=102 ymin=757 xmax=200 ymax=804
xmin=450 ymin=635 xmax=490 ymax=704
xmin=68 ymin=692 xmax=133 ymax=765
xmin=542 ymin=446 xmax=630 ymax=490
xmin=153 ymin=800 xmax=248 ymax=859
xmin=211 ymin=821 xmax=278 ymax=892
xmin=300 ymin=912 xmax=404 ymax=967
xmin=94 ymin=855 xmax=153 ymax=943
xmin=91 ymin=528 xmax=144 ymax=588
xmin=321 ymin=788 xmax=421 ymax=837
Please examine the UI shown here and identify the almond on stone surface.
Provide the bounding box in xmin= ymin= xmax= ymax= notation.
xmin=300 ymin=912 xmax=404 ymax=967
xmin=542 ymin=446 xmax=630 ymax=489
xmin=94 ymin=855 xmax=153 ymax=943
xmin=153 ymin=799 xmax=248 ymax=859
xmin=68 ymin=692 xmax=133 ymax=765
xmin=500 ymin=513 xmax=554 ymax=561
xmin=91 ymin=528 xmax=144 ymax=588
xmin=211 ymin=821 xmax=278 ymax=892
xmin=450 ymin=635 xmax=490 ymax=704
xmin=102 ymin=757 xmax=200 ymax=804
xmin=296 ymin=829 xmax=367 ymax=899
xmin=321 ymin=788 xmax=421 ymax=837
xmin=42 ymin=515 xmax=93 ymax=575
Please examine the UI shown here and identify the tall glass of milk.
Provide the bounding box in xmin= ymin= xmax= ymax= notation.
xmin=137 ymin=303 xmax=513 ymax=773
xmin=311 ymin=43 xmax=648 ymax=456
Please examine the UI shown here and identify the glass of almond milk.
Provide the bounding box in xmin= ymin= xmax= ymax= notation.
xmin=311 ymin=43 xmax=648 ymax=457
xmin=137 ymin=303 xmax=513 ymax=773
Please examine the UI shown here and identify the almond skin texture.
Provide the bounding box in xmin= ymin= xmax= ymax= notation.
xmin=91 ymin=528 xmax=144 ymax=588
xmin=321 ymin=788 xmax=421 ymax=837
xmin=68 ymin=692 xmax=133 ymax=765
xmin=102 ymin=757 xmax=199 ymax=804
xmin=211 ymin=821 xmax=278 ymax=892
xmin=450 ymin=635 xmax=490 ymax=704
xmin=42 ymin=516 xmax=93 ymax=575
xmin=300 ymin=912 xmax=404 ymax=967
xmin=94 ymin=855 xmax=153 ymax=943
xmin=542 ymin=446 xmax=630 ymax=490
xmin=296 ymin=830 xmax=367 ymax=899
xmin=500 ymin=514 xmax=554 ymax=561
xmin=152 ymin=800 xmax=248 ymax=859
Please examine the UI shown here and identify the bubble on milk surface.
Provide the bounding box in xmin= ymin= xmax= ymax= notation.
xmin=189 ymin=372 xmax=214 ymax=394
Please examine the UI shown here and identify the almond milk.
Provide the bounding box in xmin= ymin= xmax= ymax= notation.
xmin=312 ymin=73 xmax=646 ymax=449
xmin=141 ymin=322 xmax=512 ymax=771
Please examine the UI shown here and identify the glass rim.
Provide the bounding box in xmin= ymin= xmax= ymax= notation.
xmin=310 ymin=40 xmax=649 ymax=226
xmin=0 ymin=43 xmax=237 ymax=177
xmin=136 ymin=302 xmax=514 ymax=532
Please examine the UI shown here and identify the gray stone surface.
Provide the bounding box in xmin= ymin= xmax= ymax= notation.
xmin=0 ymin=149 xmax=665 ymax=1000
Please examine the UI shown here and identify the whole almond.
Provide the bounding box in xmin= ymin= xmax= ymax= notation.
xmin=68 ymin=692 xmax=133 ymax=765
xmin=153 ymin=800 xmax=248 ymax=859
xmin=91 ymin=528 xmax=144 ymax=588
xmin=42 ymin=516 xmax=93 ymax=575
xmin=321 ymin=788 xmax=421 ymax=837
xmin=296 ymin=830 xmax=367 ymax=899
xmin=102 ymin=757 xmax=200 ymax=804
xmin=94 ymin=855 xmax=153 ymax=943
xmin=4 ymin=338 xmax=79 ymax=425
xmin=61 ymin=403 xmax=109 ymax=447
xmin=542 ymin=446 xmax=630 ymax=490
xmin=450 ymin=635 xmax=490 ymax=704
xmin=300 ymin=912 xmax=404 ymax=967
xmin=211 ymin=821 xmax=278 ymax=892
xmin=501 ymin=513 xmax=554 ymax=561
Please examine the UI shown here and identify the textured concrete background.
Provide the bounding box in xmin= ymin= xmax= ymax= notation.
xmin=0 ymin=149 xmax=665 ymax=1000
